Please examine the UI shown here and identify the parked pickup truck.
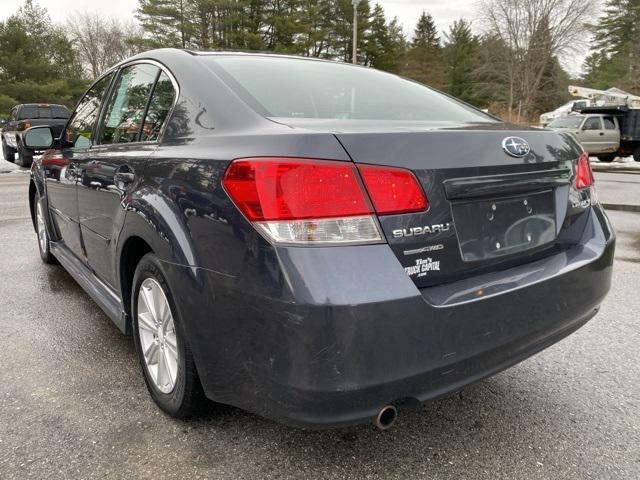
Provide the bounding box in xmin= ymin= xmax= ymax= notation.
xmin=559 ymin=85 xmax=640 ymax=162
xmin=546 ymin=114 xmax=622 ymax=162
xmin=1 ymin=104 xmax=70 ymax=167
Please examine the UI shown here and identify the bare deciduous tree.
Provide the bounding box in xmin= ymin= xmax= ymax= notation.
xmin=478 ymin=0 xmax=596 ymax=121
xmin=67 ymin=12 xmax=143 ymax=78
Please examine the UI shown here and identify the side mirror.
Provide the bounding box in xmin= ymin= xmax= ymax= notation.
xmin=23 ymin=126 xmax=54 ymax=151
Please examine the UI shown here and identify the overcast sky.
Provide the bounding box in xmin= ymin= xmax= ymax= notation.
xmin=1 ymin=0 xmax=587 ymax=73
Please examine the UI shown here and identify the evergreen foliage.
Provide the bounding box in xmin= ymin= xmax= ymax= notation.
xmin=0 ymin=0 xmax=86 ymax=114
xmin=583 ymin=0 xmax=640 ymax=93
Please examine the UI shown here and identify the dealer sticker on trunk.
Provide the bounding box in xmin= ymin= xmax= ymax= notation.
xmin=404 ymin=257 xmax=441 ymax=278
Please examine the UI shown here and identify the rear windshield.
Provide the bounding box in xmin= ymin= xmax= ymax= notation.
xmin=202 ymin=56 xmax=494 ymax=123
xmin=18 ymin=105 xmax=70 ymax=120
xmin=548 ymin=116 xmax=583 ymax=129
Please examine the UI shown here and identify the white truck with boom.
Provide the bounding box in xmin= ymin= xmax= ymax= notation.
xmin=565 ymin=85 xmax=640 ymax=162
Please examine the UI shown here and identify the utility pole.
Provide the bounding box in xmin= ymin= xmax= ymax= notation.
xmin=352 ymin=0 xmax=361 ymax=64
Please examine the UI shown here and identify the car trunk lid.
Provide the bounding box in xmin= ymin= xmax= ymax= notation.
xmin=323 ymin=122 xmax=583 ymax=288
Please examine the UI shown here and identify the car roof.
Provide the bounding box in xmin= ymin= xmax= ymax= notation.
xmin=186 ymin=49 xmax=349 ymax=64
xmin=19 ymin=103 xmax=67 ymax=107
xmin=117 ymin=48 xmax=366 ymax=72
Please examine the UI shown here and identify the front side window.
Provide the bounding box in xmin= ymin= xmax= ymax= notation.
xmin=65 ymin=73 xmax=114 ymax=149
xmin=100 ymin=64 xmax=159 ymax=144
xmin=141 ymin=72 xmax=176 ymax=142
xmin=583 ymin=117 xmax=602 ymax=130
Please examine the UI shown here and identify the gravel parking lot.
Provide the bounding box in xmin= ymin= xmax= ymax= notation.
xmin=1 ymin=162 xmax=638 ymax=479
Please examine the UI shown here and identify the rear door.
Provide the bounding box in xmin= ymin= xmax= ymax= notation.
xmin=601 ymin=116 xmax=621 ymax=152
xmin=76 ymin=63 xmax=175 ymax=288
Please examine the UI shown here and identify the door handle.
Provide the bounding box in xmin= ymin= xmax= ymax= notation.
xmin=599 ymin=132 xmax=605 ymax=136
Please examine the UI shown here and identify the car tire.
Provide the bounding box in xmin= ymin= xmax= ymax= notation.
xmin=35 ymin=195 xmax=56 ymax=264
xmin=131 ymin=253 xmax=207 ymax=418
xmin=597 ymin=155 xmax=616 ymax=163
xmin=16 ymin=142 xmax=33 ymax=168
xmin=634 ymin=147 xmax=640 ymax=163
xmin=2 ymin=138 xmax=16 ymax=163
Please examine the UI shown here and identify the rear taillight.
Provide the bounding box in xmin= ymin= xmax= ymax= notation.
xmin=223 ymin=158 xmax=381 ymax=244
xmin=575 ymin=152 xmax=594 ymax=189
xmin=18 ymin=121 xmax=31 ymax=131
xmin=357 ymin=164 xmax=428 ymax=214
xmin=222 ymin=158 xmax=428 ymax=245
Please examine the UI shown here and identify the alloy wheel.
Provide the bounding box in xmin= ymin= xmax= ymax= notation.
xmin=137 ymin=278 xmax=179 ymax=393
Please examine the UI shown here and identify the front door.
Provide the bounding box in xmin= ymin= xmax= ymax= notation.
xmin=578 ymin=116 xmax=605 ymax=154
xmin=44 ymin=73 xmax=114 ymax=260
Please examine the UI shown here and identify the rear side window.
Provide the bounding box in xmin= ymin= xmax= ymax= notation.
xmin=100 ymin=64 xmax=159 ymax=144
xmin=65 ymin=73 xmax=114 ymax=149
xmin=18 ymin=106 xmax=37 ymax=120
xmin=141 ymin=72 xmax=175 ymax=142
xmin=603 ymin=117 xmax=616 ymax=130
xmin=16 ymin=105 xmax=69 ymax=119
xmin=51 ymin=106 xmax=70 ymax=119
xmin=203 ymin=56 xmax=493 ymax=123
xmin=583 ymin=117 xmax=602 ymax=130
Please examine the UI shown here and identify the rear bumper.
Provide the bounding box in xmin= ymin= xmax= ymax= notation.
xmin=166 ymin=206 xmax=614 ymax=428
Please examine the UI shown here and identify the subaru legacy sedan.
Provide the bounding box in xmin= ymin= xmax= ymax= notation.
xmin=24 ymin=49 xmax=614 ymax=430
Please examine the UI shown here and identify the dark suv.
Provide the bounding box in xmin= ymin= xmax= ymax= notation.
xmin=2 ymin=103 xmax=69 ymax=167
xmin=25 ymin=49 xmax=614 ymax=429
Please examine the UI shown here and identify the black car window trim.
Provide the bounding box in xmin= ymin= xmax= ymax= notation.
xmin=137 ymin=68 xmax=162 ymax=142
xmin=95 ymin=64 xmax=160 ymax=145
xmin=93 ymin=59 xmax=179 ymax=148
xmin=61 ymin=71 xmax=117 ymax=150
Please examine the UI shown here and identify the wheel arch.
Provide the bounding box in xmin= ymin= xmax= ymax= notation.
xmin=118 ymin=235 xmax=154 ymax=331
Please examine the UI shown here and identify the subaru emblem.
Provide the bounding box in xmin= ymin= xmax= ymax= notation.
xmin=502 ymin=137 xmax=531 ymax=158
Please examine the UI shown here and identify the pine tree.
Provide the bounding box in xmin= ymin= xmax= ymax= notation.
xmin=402 ymin=11 xmax=444 ymax=88
xmin=262 ymin=0 xmax=302 ymax=53
xmin=136 ymin=0 xmax=195 ymax=48
xmin=385 ymin=17 xmax=407 ymax=73
xmin=298 ymin=0 xmax=334 ymax=57
xmin=443 ymin=19 xmax=478 ymax=104
xmin=0 ymin=0 xmax=85 ymax=115
xmin=412 ymin=11 xmax=439 ymax=49
xmin=363 ymin=4 xmax=391 ymax=69
xmin=329 ymin=0 xmax=372 ymax=63
xmin=586 ymin=0 xmax=640 ymax=93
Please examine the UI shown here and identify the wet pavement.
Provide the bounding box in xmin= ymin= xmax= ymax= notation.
xmin=1 ymin=163 xmax=639 ymax=479
xmin=593 ymin=167 xmax=640 ymax=212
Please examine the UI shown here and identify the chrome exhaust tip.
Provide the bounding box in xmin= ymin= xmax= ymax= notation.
xmin=374 ymin=405 xmax=398 ymax=430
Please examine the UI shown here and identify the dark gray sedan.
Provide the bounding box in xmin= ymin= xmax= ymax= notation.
xmin=24 ymin=49 xmax=614 ymax=429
